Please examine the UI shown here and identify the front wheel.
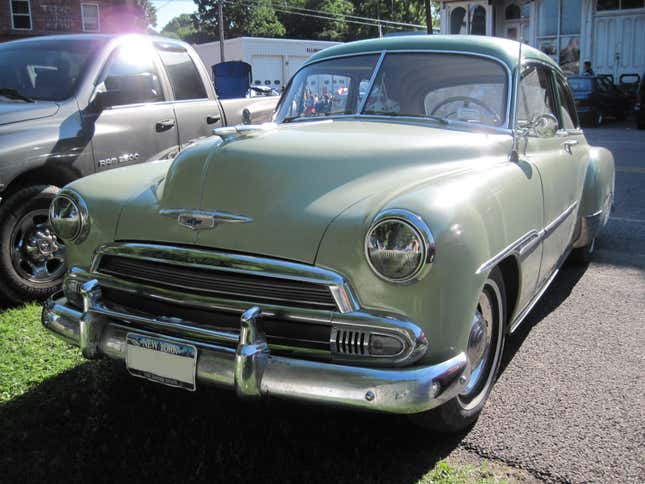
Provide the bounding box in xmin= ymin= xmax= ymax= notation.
xmin=411 ymin=267 xmax=506 ymax=432
xmin=0 ymin=185 xmax=65 ymax=304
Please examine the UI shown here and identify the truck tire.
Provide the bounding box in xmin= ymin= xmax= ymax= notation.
xmin=410 ymin=267 xmax=506 ymax=432
xmin=0 ymin=185 xmax=65 ymax=304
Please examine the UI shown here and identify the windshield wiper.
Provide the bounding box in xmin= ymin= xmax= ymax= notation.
xmin=0 ymin=88 xmax=34 ymax=103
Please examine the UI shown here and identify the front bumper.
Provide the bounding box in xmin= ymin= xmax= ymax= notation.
xmin=42 ymin=283 xmax=469 ymax=415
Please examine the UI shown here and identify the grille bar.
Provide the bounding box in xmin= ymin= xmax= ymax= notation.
xmin=97 ymin=255 xmax=338 ymax=311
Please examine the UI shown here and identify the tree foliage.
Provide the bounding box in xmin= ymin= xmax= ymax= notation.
xmin=184 ymin=0 xmax=440 ymax=43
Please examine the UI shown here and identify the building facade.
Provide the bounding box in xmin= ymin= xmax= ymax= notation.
xmin=1 ymin=0 xmax=146 ymax=42
xmin=439 ymin=0 xmax=645 ymax=78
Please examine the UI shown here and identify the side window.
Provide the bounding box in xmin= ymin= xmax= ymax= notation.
xmin=517 ymin=64 xmax=557 ymax=126
xmin=157 ymin=50 xmax=207 ymax=101
xmin=556 ymin=77 xmax=579 ymax=129
xmin=100 ymin=46 xmax=164 ymax=106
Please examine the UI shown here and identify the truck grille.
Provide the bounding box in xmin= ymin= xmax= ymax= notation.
xmin=96 ymin=255 xmax=338 ymax=311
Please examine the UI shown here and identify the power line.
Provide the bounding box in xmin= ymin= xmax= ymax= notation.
xmin=219 ymin=0 xmax=425 ymax=31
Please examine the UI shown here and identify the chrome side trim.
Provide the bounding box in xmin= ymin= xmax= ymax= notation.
xmin=476 ymin=230 xmax=538 ymax=275
xmin=476 ymin=201 xmax=578 ymax=275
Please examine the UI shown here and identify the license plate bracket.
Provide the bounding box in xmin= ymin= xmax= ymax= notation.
xmin=125 ymin=333 xmax=197 ymax=391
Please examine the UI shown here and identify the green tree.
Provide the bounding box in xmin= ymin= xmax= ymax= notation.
xmin=160 ymin=13 xmax=213 ymax=42
xmin=194 ymin=0 xmax=285 ymax=39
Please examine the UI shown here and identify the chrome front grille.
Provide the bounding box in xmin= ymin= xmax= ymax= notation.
xmin=97 ymin=254 xmax=338 ymax=311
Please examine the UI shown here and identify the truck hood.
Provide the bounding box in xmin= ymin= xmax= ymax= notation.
xmin=0 ymin=100 xmax=59 ymax=126
xmin=117 ymin=120 xmax=509 ymax=263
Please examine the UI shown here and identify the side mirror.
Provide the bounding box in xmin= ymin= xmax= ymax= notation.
xmin=516 ymin=113 xmax=559 ymax=138
xmin=532 ymin=113 xmax=559 ymax=138
xmin=92 ymin=73 xmax=160 ymax=110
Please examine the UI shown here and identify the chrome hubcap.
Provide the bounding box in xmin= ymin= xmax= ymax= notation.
xmin=11 ymin=209 xmax=65 ymax=283
xmin=458 ymin=279 xmax=503 ymax=411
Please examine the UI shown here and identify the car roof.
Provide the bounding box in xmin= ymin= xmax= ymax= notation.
xmin=2 ymin=33 xmax=190 ymax=51
xmin=306 ymin=35 xmax=560 ymax=74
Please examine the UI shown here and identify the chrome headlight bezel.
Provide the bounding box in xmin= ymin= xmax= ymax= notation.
xmin=364 ymin=209 xmax=435 ymax=283
xmin=49 ymin=190 xmax=90 ymax=244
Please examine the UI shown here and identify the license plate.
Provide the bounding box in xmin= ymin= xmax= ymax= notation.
xmin=126 ymin=333 xmax=197 ymax=391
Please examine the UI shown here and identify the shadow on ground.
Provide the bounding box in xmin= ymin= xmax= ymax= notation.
xmin=0 ymin=262 xmax=591 ymax=484
xmin=0 ymin=358 xmax=466 ymax=484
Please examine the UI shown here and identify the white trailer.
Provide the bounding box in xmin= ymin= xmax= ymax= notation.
xmin=193 ymin=37 xmax=341 ymax=91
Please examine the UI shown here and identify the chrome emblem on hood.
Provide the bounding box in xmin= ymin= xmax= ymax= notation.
xmin=160 ymin=209 xmax=253 ymax=231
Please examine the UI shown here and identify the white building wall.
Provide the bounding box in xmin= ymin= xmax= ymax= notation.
xmin=193 ymin=37 xmax=340 ymax=90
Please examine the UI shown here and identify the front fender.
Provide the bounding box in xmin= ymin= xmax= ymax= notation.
xmin=316 ymin=158 xmax=542 ymax=365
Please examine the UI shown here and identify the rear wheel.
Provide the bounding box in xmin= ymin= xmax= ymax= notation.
xmin=570 ymin=237 xmax=596 ymax=265
xmin=412 ymin=268 xmax=506 ymax=432
xmin=0 ymin=185 xmax=64 ymax=304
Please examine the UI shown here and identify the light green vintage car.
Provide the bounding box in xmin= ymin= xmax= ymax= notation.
xmin=43 ymin=36 xmax=614 ymax=431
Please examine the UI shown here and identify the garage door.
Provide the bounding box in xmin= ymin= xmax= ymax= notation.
xmin=593 ymin=11 xmax=645 ymax=79
xmin=251 ymin=55 xmax=283 ymax=90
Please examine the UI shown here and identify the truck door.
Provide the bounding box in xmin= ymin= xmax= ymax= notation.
xmin=156 ymin=45 xmax=224 ymax=148
xmin=89 ymin=45 xmax=179 ymax=171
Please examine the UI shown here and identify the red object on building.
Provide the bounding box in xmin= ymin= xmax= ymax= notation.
xmin=0 ymin=0 xmax=147 ymax=42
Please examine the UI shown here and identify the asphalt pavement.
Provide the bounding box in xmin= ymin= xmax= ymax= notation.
xmin=455 ymin=122 xmax=645 ymax=482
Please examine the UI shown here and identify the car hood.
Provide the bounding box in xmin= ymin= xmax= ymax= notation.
xmin=0 ymin=100 xmax=60 ymax=126
xmin=117 ymin=120 xmax=509 ymax=264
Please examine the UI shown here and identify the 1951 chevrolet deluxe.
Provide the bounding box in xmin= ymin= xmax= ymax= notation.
xmin=43 ymin=36 xmax=614 ymax=431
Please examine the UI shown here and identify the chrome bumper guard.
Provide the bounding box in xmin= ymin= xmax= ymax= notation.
xmin=42 ymin=280 xmax=469 ymax=414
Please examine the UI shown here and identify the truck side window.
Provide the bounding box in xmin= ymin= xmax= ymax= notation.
xmin=517 ymin=64 xmax=557 ymax=127
xmin=158 ymin=50 xmax=208 ymax=101
xmin=100 ymin=46 xmax=164 ymax=106
xmin=556 ymin=77 xmax=579 ymax=129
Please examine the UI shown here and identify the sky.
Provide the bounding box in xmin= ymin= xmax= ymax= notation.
xmin=152 ymin=0 xmax=197 ymax=32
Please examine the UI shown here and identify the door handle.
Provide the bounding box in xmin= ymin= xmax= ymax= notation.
xmin=155 ymin=119 xmax=175 ymax=132
xmin=562 ymin=140 xmax=578 ymax=154
xmin=206 ymin=115 xmax=221 ymax=124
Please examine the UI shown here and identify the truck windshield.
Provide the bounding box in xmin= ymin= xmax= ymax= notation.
xmin=0 ymin=38 xmax=107 ymax=102
xmin=568 ymin=77 xmax=593 ymax=92
xmin=276 ymin=52 xmax=509 ymax=128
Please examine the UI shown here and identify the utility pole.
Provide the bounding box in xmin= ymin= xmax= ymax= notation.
xmin=424 ymin=0 xmax=432 ymax=34
xmin=218 ymin=0 xmax=225 ymax=62
xmin=376 ymin=1 xmax=383 ymax=37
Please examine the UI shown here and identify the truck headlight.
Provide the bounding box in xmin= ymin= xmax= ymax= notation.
xmin=365 ymin=209 xmax=434 ymax=283
xmin=49 ymin=192 xmax=89 ymax=243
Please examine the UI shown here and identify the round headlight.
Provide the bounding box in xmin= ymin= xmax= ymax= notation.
xmin=365 ymin=210 xmax=434 ymax=283
xmin=49 ymin=193 xmax=87 ymax=242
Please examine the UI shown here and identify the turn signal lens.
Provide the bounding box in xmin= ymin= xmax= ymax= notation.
xmin=368 ymin=333 xmax=404 ymax=356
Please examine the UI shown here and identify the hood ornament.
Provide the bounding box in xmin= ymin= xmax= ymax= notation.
xmin=160 ymin=209 xmax=253 ymax=231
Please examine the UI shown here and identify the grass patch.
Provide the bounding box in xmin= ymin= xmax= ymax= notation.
xmin=420 ymin=460 xmax=511 ymax=483
xmin=0 ymin=303 xmax=83 ymax=402
xmin=1 ymin=304 xmax=518 ymax=483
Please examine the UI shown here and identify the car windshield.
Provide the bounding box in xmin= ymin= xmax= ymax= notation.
xmin=276 ymin=52 xmax=509 ymax=128
xmin=0 ymin=38 xmax=108 ymax=102
xmin=568 ymin=77 xmax=593 ymax=92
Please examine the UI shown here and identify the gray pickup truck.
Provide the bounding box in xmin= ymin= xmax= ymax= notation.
xmin=0 ymin=34 xmax=278 ymax=303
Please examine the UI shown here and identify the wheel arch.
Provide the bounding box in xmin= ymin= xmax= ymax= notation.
xmin=2 ymin=165 xmax=81 ymax=199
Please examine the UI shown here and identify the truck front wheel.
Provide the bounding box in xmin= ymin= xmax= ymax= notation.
xmin=0 ymin=185 xmax=65 ymax=304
